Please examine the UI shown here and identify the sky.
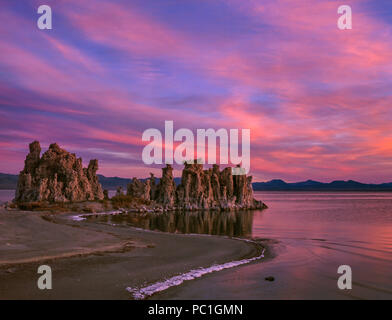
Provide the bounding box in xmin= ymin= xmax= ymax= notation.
xmin=0 ymin=0 xmax=392 ymax=182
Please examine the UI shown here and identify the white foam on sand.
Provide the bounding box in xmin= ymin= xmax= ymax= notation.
xmin=69 ymin=210 xmax=266 ymax=299
xmin=70 ymin=210 xmax=123 ymax=221
xmin=126 ymin=248 xmax=265 ymax=300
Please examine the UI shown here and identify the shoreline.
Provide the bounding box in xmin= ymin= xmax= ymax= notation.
xmin=0 ymin=208 xmax=268 ymax=299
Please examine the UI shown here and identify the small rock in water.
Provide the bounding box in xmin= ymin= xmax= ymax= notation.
xmin=264 ymin=276 xmax=275 ymax=281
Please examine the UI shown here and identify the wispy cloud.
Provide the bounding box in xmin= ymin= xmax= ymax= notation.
xmin=0 ymin=0 xmax=391 ymax=182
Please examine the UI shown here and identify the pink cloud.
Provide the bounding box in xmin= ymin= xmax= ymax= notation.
xmin=1 ymin=0 xmax=392 ymax=182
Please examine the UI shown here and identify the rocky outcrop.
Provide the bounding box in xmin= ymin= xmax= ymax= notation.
xmin=149 ymin=173 xmax=157 ymax=200
xmin=128 ymin=162 xmax=266 ymax=211
xmin=155 ymin=164 xmax=176 ymax=206
xmin=175 ymin=162 xmax=263 ymax=210
xmin=15 ymin=141 xmax=104 ymax=203
xmin=127 ymin=177 xmax=150 ymax=201
xmin=176 ymin=162 xmax=214 ymax=210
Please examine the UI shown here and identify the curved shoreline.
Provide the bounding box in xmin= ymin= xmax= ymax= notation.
xmin=67 ymin=211 xmax=268 ymax=300
xmin=127 ymin=247 xmax=265 ymax=300
xmin=0 ymin=208 xmax=268 ymax=299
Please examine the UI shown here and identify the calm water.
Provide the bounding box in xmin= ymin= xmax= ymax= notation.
xmin=90 ymin=191 xmax=392 ymax=299
xmin=0 ymin=190 xmax=14 ymax=203
xmin=92 ymin=209 xmax=255 ymax=237
xmin=3 ymin=189 xmax=391 ymax=299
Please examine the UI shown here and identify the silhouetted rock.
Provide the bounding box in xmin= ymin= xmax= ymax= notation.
xmin=15 ymin=141 xmax=104 ymax=202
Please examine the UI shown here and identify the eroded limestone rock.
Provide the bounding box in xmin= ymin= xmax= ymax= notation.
xmin=128 ymin=161 xmax=266 ymax=211
xmin=127 ymin=177 xmax=150 ymax=201
xmin=155 ymin=164 xmax=176 ymax=206
xmin=15 ymin=141 xmax=104 ymax=202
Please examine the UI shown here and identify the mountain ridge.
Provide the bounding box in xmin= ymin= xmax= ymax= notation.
xmin=252 ymin=179 xmax=392 ymax=191
xmin=1 ymin=172 xmax=392 ymax=191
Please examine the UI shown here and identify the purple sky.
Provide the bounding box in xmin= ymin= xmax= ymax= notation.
xmin=1 ymin=0 xmax=392 ymax=182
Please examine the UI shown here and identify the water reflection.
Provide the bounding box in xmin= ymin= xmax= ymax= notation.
xmin=88 ymin=210 xmax=255 ymax=237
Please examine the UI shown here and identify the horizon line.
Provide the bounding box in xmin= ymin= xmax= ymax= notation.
xmin=1 ymin=171 xmax=391 ymax=186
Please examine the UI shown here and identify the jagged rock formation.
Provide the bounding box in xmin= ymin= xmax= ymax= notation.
xmin=115 ymin=186 xmax=124 ymax=197
xmin=128 ymin=162 xmax=265 ymax=211
xmin=127 ymin=177 xmax=150 ymax=201
xmin=149 ymin=173 xmax=157 ymax=200
xmin=155 ymin=164 xmax=177 ymax=207
xmin=15 ymin=141 xmax=104 ymax=202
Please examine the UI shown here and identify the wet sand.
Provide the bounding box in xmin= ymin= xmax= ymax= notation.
xmin=0 ymin=208 xmax=265 ymax=299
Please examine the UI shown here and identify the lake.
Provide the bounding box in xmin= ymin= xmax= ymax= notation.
xmin=0 ymin=190 xmax=14 ymax=203
xmin=3 ymin=189 xmax=391 ymax=299
xmin=90 ymin=191 xmax=392 ymax=299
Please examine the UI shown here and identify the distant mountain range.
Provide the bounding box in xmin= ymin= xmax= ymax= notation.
xmin=0 ymin=173 xmax=18 ymax=189
xmin=1 ymin=173 xmax=392 ymax=191
xmin=252 ymin=179 xmax=392 ymax=191
xmin=96 ymin=175 xmax=131 ymax=190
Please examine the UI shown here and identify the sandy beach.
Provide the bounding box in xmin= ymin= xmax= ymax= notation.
xmin=0 ymin=208 xmax=265 ymax=299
